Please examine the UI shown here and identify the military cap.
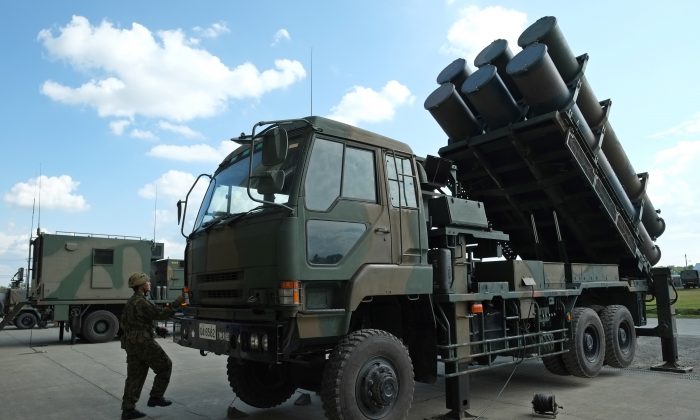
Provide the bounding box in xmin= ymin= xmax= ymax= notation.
xmin=128 ymin=272 xmax=150 ymax=288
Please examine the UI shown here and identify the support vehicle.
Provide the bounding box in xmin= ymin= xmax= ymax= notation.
xmin=173 ymin=16 xmax=681 ymax=419
xmin=0 ymin=232 xmax=167 ymax=343
xmin=680 ymin=270 xmax=699 ymax=289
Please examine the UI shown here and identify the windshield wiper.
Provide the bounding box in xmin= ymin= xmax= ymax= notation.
xmin=225 ymin=206 xmax=264 ymax=226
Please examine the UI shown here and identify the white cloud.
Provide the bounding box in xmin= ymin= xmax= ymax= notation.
xmin=4 ymin=175 xmax=89 ymax=212
xmin=271 ymin=28 xmax=291 ymax=46
xmin=140 ymin=170 xmax=210 ymax=235
xmin=109 ymin=119 xmax=131 ymax=135
xmin=0 ymin=232 xmax=29 ymax=257
xmin=650 ymin=112 xmax=700 ymax=139
xmin=38 ymin=16 xmax=306 ymax=122
xmin=442 ymin=5 xmax=528 ymax=65
xmin=645 ymin=133 xmax=700 ymax=265
xmin=139 ymin=170 xmax=196 ymax=200
xmin=327 ymin=80 xmax=415 ymax=126
xmin=148 ymin=140 xmax=237 ymax=163
xmin=193 ymin=21 xmax=230 ymax=39
xmin=158 ymin=121 xmax=204 ymax=140
xmin=130 ymin=128 xmax=158 ymax=140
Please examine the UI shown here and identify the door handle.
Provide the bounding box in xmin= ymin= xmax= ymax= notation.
xmin=374 ymin=227 xmax=390 ymax=234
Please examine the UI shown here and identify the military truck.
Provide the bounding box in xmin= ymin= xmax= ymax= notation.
xmin=680 ymin=270 xmax=699 ymax=289
xmin=0 ymin=268 xmax=34 ymax=329
xmin=0 ymin=232 xmax=166 ymax=343
xmin=150 ymin=258 xmax=185 ymax=301
xmin=173 ymin=16 xmax=681 ymax=420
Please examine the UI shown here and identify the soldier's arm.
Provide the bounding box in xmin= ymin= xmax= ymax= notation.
xmin=135 ymin=298 xmax=176 ymax=322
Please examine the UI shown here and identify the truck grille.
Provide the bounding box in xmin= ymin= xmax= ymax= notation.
xmin=195 ymin=271 xmax=244 ymax=306
xmin=198 ymin=271 xmax=241 ymax=283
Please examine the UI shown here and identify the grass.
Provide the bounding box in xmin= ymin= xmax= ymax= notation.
xmin=646 ymin=287 xmax=700 ymax=318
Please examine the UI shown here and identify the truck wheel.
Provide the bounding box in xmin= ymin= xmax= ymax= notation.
xmin=601 ymin=305 xmax=636 ymax=368
xmin=562 ymin=307 xmax=605 ymax=378
xmin=226 ymin=358 xmax=296 ymax=408
xmin=321 ymin=329 xmax=414 ymax=420
xmin=542 ymin=354 xmax=570 ymax=376
xmin=14 ymin=312 xmax=38 ymax=329
xmin=81 ymin=310 xmax=119 ymax=343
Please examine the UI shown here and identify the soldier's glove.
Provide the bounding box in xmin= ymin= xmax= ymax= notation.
xmin=173 ymin=295 xmax=186 ymax=307
xmin=155 ymin=326 xmax=170 ymax=338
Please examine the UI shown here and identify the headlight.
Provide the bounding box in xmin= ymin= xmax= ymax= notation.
xmin=261 ymin=334 xmax=269 ymax=351
xmin=250 ymin=333 xmax=259 ymax=350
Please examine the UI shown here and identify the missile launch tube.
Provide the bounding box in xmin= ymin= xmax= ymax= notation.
xmin=506 ymin=43 xmax=660 ymax=265
xmin=424 ymin=83 xmax=482 ymax=143
xmin=436 ymin=58 xmax=476 ymax=110
xmin=461 ymin=64 xmax=521 ymax=129
xmin=474 ymin=39 xmax=522 ymax=101
xmin=518 ymin=16 xmax=665 ymax=239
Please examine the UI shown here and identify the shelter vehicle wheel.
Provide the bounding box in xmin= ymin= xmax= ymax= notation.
xmin=601 ymin=305 xmax=636 ymax=368
xmin=562 ymin=307 xmax=605 ymax=377
xmin=226 ymin=358 xmax=296 ymax=408
xmin=14 ymin=312 xmax=38 ymax=329
xmin=81 ymin=310 xmax=119 ymax=343
xmin=588 ymin=305 xmax=604 ymax=315
xmin=541 ymin=354 xmax=570 ymax=376
xmin=321 ymin=329 xmax=414 ymax=420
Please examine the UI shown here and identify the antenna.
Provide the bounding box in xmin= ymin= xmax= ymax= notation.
xmin=37 ymin=164 xmax=42 ymax=234
xmin=310 ymin=47 xmax=313 ymax=115
xmin=26 ymin=166 xmax=41 ymax=301
xmin=153 ymin=184 xmax=158 ymax=242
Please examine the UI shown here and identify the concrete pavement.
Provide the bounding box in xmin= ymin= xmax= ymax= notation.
xmin=0 ymin=323 xmax=699 ymax=420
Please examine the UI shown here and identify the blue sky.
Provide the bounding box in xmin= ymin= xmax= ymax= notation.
xmin=2 ymin=1 xmax=700 ymax=282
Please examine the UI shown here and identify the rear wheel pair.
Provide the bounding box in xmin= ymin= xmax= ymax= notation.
xmin=543 ymin=305 xmax=635 ymax=377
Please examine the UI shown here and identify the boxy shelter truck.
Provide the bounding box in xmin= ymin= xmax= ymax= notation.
xmin=173 ymin=16 xmax=683 ymax=420
xmin=0 ymin=232 xmax=166 ymax=343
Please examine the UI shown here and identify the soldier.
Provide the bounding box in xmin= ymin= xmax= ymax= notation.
xmin=120 ymin=272 xmax=185 ymax=420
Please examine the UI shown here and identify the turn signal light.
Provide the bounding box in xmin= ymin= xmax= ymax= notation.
xmin=471 ymin=303 xmax=484 ymax=314
xmin=279 ymin=280 xmax=301 ymax=305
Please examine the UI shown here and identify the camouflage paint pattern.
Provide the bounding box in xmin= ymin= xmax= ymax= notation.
xmin=32 ymin=233 xmax=154 ymax=302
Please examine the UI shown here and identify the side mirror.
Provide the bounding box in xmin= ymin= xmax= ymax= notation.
xmin=257 ymin=170 xmax=286 ymax=195
xmin=177 ymin=200 xmax=183 ymax=225
xmin=262 ymin=127 xmax=288 ymax=166
xmin=17 ymin=267 xmax=24 ymax=282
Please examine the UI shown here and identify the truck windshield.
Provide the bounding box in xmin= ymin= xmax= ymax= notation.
xmin=193 ymin=136 xmax=303 ymax=230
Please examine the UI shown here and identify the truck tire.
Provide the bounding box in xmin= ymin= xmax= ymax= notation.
xmin=562 ymin=307 xmax=605 ymax=378
xmin=321 ymin=329 xmax=414 ymax=420
xmin=226 ymin=358 xmax=296 ymax=408
xmin=14 ymin=312 xmax=38 ymax=329
xmin=81 ymin=310 xmax=119 ymax=343
xmin=601 ymin=305 xmax=636 ymax=368
xmin=542 ymin=354 xmax=570 ymax=376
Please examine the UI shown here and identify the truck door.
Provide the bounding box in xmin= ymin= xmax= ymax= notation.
xmin=303 ymin=136 xmax=392 ymax=279
xmin=385 ymin=152 xmax=424 ymax=265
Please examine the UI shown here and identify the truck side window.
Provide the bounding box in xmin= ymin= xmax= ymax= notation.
xmin=305 ymin=139 xmax=343 ymax=211
xmin=307 ymin=220 xmax=366 ymax=264
xmin=342 ymin=147 xmax=376 ymax=202
xmin=386 ymin=155 xmax=417 ymax=208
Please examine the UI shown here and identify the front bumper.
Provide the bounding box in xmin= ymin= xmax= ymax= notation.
xmin=174 ymin=316 xmax=286 ymax=362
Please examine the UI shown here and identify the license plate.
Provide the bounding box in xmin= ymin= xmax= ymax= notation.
xmin=198 ymin=323 xmax=217 ymax=340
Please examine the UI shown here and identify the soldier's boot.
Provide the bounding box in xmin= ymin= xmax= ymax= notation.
xmin=147 ymin=396 xmax=173 ymax=407
xmin=121 ymin=408 xmax=147 ymax=419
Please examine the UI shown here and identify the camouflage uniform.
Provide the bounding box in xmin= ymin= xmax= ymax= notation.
xmin=120 ymin=290 xmax=176 ymax=411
